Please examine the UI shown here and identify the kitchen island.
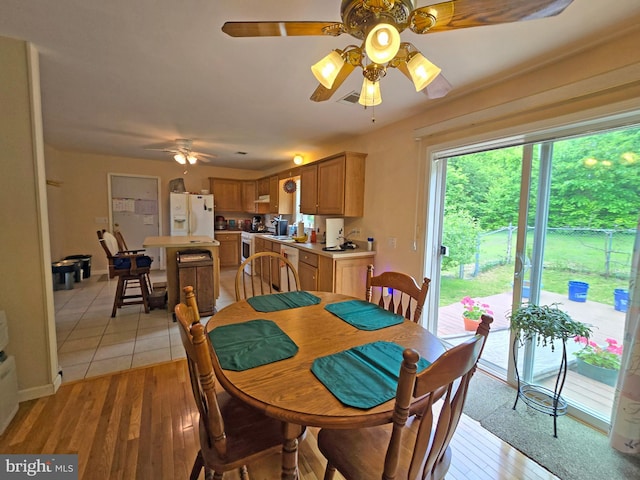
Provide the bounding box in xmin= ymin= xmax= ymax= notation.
xmin=143 ymin=235 xmax=220 ymax=314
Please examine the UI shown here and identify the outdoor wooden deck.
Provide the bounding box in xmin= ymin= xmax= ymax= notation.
xmin=437 ymin=290 xmax=624 ymax=420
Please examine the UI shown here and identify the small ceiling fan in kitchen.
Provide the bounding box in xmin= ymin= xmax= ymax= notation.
xmin=145 ymin=138 xmax=216 ymax=165
xmin=221 ymin=0 xmax=574 ymax=105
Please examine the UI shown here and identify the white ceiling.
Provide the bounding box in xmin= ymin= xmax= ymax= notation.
xmin=1 ymin=0 xmax=639 ymax=171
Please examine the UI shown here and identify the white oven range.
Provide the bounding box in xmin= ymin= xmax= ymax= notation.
xmin=241 ymin=231 xmax=257 ymax=274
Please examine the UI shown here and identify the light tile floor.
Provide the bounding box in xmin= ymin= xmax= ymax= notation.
xmin=54 ymin=267 xmax=238 ymax=383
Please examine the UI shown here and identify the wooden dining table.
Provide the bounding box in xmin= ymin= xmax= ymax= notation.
xmin=205 ymin=291 xmax=446 ymax=480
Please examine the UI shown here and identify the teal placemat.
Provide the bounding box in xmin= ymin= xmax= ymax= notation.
xmin=247 ymin=291 xmax=321 ymax=312
xmin=209 ymin=319 xmax=298 ymax=371
xmin=324 ymin=300 xmax=404 ymax=330
xmin=311 ymin=341 xmax=430 ymax=409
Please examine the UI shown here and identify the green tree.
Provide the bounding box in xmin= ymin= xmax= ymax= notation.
xmin=442 ymin=209 xmax=480 ymax=276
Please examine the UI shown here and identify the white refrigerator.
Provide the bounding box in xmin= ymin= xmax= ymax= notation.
xmin=170 ymin=193 xmax=215 ymax=237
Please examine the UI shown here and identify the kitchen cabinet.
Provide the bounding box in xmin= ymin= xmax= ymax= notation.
xmin=300 ymin=152 xmax=366 ymax=217
xmin=269 ymin=175 xmax=279 ymax=213
xmin=269 ymin=239 xmax=281 ymax=291
xmin=257 ymin=177 xmax=270 ymax=196
xmin=300 ymin=163 xmax=318 ymax=214
xmin=209 ymin=178 xmax=242 ymax=212
xmin=298 ymin=251 xmax=318 ymax=291
xmin=178 ymin=258 xmax=215 ymax=316
xmin=241 ymin=181 xmax=257 ymax=213
xmin=259 ymin=239 xmax=281 ymax=290
xmin=316 ymin=255 xmax=373 ymax=298
xmin=216 ymin=233 xmax=240 ymax=267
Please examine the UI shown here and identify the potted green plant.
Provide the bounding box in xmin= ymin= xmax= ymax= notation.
xmin=461 ymin=296 xmax=493 ymax=331
xmin=509 ymin=303 xmax=592 ymax=437
xmin=573 ymin=336 xmax=622 ymax=386
xmin=509 ymin=303 xmax=591 ymax=351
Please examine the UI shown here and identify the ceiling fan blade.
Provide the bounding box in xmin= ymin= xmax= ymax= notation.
xmin=310 ymin=62 xmax=356 ymax=102
xmin=222 ymin=21 xmax=343 ymax=37
xmin=194 ymin=152 xmax=217 ymax=160
xmin=409 ymin=0 xmax=574 ymax=34
xmin=144 ymin=147 xmax=178 ymax=153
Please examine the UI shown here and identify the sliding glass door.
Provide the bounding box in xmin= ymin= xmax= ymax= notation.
xmin=430 ymin=123 xmax=639 ymax=428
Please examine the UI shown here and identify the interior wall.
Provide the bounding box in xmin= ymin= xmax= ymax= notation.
xmin=0 ymin=36 xmax=58 ymax=399
xmin=45 ymin=148 xmax=265 ymax=271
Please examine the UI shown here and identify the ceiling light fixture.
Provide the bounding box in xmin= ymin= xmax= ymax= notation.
xmin=311 ymin=50 xmax=345 ymax=89
xmin=293 ymin=154 xmax=304 ymax=165
xmin=223 ymin=0 xmax=577 ymax=107
xmin=364 ymin=23 xmax=400 ymax=64
xmin=311 ymin=37 xmax=440 ymax=107
xmin=174 ymin=153 xmax=187 ymax=165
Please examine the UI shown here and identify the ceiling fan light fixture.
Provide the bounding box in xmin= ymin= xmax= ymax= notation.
xmin=406 ymin=52 xmax=441 ymax=92
xmin=311 ymin=50 xmax=345 ymax=89
xmin=174 ymin=153 xmax=187 ymax=164
xmin=187 ymin=154 xmax=197 ymax=164
xmin=365 ymin=23 xmax=400 ymax=64
xmin=358 ymin=78 xmax=381 ymax=106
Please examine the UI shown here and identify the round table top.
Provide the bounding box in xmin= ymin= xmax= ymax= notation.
xmin=206 ymin=291 xmax=446 ymax=428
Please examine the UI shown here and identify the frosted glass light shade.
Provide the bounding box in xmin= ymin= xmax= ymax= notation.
xmin=174 ymin=153 xmax=187 ymax=164
xmin=187 ymin=155 xmax=197 ymax=164
xmin=358 ymin=78 xmax=382 ymax=106
xmin=311 ymin=50 xmax=345 ymax=89
xmin=293 ymin=154 xmax=303 ymax=165
xmin=365 ymin=23 xmax=400 ymax=64
xmin=406 ymin=53 xmax=441 ymax=91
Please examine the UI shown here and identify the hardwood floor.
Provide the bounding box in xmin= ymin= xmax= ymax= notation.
xmin=0 ymin=360 xmax=557 ymax=479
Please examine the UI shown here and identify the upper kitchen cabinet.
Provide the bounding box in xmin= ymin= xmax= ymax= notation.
xmin=269 ymin=175 xmax=279 ymax=213
xmin=241 ymin=180 xmax=257 ymax=213
xmin=257 ymin=177 xmax=270 ymax=197
xmin=300 ymin=152 xmax=367 ymax=217
xmin=209 ymin=178 xmax=242 ymax=212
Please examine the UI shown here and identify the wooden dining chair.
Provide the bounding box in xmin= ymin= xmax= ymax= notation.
xmin=235 ymin=251 xmax=301 ymax=301
xmin=318 ymin=314 xmax=493 ymax=480
xmin=97 ymin=230 xmax=153 ymax=317
xmin=113 ymin=227 xmax=146 ymax=254
xmin=176 ymin=286 xmax=288 ymax=480
xmin=366 ymin=264 xmax=431 ymax=323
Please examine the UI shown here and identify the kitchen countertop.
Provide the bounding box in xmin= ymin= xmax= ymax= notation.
xmin=143 ymin=235 xmax=220 ymax=248
xmin=257 ymin=234 xmax=375 ymax=259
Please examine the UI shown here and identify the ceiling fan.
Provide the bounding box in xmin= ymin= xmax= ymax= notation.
xmin=145 ymin=139 xmax=216 ymax=165
xmin=222 ymin=0 xmax=574 ymax=105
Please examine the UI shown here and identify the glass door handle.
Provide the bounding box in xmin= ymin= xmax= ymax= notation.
xmin=514 ymin=253 xmax=525 ymax=279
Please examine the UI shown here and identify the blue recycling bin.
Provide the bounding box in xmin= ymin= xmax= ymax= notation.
xmin=568 ymin=281 xmax=589 ymax=302
xmin=614 ymin=289 xmax=629 ymax=312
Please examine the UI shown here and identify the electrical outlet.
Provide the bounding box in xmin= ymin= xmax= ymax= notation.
xmin=388 ymin=237 xmax=397 ymax=249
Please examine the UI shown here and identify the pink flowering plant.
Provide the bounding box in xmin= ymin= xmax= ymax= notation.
xmin=573 ymin=337 xmax=623 ymax=370
xmin=461 ymin=296 xmax=493 ymax=321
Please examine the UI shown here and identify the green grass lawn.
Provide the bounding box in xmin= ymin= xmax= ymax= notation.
xmin=440 ymin=229 xmax=633 ymax=308
xmin=440 ymin=264 xmax=630 ymax=308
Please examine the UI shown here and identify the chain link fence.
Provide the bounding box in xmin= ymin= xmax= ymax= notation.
xmin=456 ymin=226 xmax=635 ymax=280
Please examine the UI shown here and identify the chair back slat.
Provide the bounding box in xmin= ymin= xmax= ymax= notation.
xmin=366 ymin=265 xmax=430 ymax=323
xmin=235 ymin=251 xmax=300 ymax=301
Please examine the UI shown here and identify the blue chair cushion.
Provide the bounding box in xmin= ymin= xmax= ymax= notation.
xmin=114 ymin=255 xmax=153 ymax=270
